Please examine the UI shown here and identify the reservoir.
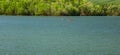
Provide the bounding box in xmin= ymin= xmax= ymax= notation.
xmin=0 ymin=16 xmax=120 ymax=55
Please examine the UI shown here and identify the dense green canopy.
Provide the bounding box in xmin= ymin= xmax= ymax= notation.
xmin=0 ymin=0 xmax=120 ymax=16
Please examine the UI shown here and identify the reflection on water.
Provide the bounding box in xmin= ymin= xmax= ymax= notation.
xmin=0 ymin=16 xmax=120 ymax=55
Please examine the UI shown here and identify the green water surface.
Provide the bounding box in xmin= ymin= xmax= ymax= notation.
xmin=0 ymin=16 xmax=120 ymax=55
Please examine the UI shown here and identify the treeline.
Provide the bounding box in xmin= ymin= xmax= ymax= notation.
xmin=0 ymin=0 xmax=120 ymax=16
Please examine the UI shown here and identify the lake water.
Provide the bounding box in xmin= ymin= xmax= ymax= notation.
xmin=0 ymin=16 xmax=120 ymax=55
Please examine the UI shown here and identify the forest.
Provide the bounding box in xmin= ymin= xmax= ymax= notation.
xmin=0 ymin=0 xmax=120 ymax=16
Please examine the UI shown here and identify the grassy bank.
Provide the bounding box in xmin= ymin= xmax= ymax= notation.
xmin=0 ymin=0 xmax=120 ymax=16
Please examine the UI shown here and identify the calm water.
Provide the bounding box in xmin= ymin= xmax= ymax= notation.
xmin=0 ymin=16 xmax=120 ymax=55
